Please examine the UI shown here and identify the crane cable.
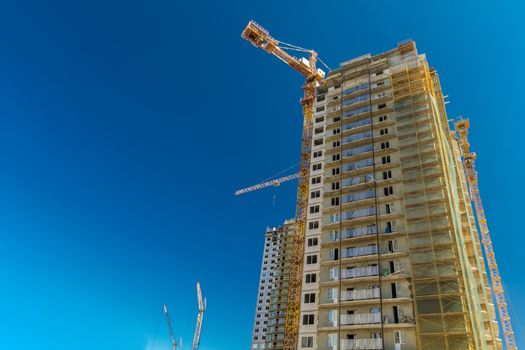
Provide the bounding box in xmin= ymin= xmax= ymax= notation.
xmin=277 ymin=39 xmax=332 ymax=71
xmin=258 ymin=163 xmax=299 ymax=184
xmin=150 ymin=311 xmax=163 ymax=350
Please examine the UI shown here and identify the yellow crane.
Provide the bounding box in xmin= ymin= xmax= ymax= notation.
xmin=241 ymin=20 xmax=326 ymax=350
xmin=455 ymin=119 xmax=517 ymax=350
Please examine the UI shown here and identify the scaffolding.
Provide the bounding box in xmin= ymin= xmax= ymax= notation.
xmin=388 ymin=42 xmax=500 ymax=349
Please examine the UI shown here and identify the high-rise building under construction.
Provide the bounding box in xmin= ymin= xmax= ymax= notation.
xmin=251 ymin=219 xmax=295 ymax=350
xmin=293 ymin=41 xmax=502 ymax=350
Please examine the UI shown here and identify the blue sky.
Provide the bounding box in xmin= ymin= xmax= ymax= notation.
xmin=0 ymin=0 xmax=523 ymax=349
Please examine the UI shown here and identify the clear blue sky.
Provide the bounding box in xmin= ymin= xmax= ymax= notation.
xmin=0 ymin=1 xmax=523 ymax=349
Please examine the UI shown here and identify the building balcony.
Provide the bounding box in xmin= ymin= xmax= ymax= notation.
xmin=341 ymin=266 xmax=379 ymax=279
xmin=341 ymin=117 xmax=371 ymax=133
xmin=341 ymin=312 xmax=381 ymax=325
xmin=342 ymin=288 xmax=380 ymax=301
xmin=342 ymin=245 xmax=378 ymax=259
xmin=342 ymin=225 xmax=377 ymax=239
xmin=341 ymin=338 xmax=383 ymax=350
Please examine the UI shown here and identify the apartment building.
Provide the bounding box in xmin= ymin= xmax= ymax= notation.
xmin=251 ymin=219 xmax=295 ymax=350
xmin=297 ymin=41 xmax=501 ymax=350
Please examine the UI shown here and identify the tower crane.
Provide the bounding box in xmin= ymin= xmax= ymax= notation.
xmin=241 ymin=20 xmax=327 ymax=350
xmin=163 ymin=304 xmax=179 ymax=350
xmin=455 ymin=119 xmax=517 ymax=350
xmin=191 ymin=282 xmax=206 ymax=350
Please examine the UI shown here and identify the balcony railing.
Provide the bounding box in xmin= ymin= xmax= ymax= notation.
xmin=341 ymin=312 xmax=381 ymax=325
xmin=342 ymin=207 xmax=376 ymax=221
xmin=343 ymin=225 xmax=377 ymax=239
xmin=343 ymin=130 xmax=372 ymax=144
xmin=343 ymin=118 xmax=371 ymax=131
xmin=342 ymin=245 xmax=378 ymax=258
xmin=343 ymin=94 xmax=370 ymax=107
xmin=342 ymin=158 xmax=374 ymax=172
xmin=341 ymin=338 xmax=383 ymax=350
xmin=340 ymin=266 xmax=379 ymax=279
xmin=342 ymin=288 xmax=380 ymax=301
xmin=342 ymin=189 xmax=375 ymax=203
xmin=341 ymin=174 xmax=374 ymax=188
xmin=343 ymin=105 xmax=372 ymax=119
xmin=343 ymin=83 xmax=369 ymax=96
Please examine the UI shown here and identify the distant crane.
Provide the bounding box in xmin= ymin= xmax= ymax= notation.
xmin=455 ymin=119 xmax=517 ymax=350
xmin=163 ymin=304 xmax=179 ymax=350
xmin=191 ymin=282 xmax=206 ymax=350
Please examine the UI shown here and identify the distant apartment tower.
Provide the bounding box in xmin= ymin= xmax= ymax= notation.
xmin=297 ymin=41 xmax=501 ymax=350
xmin=251 ymin=219 xmax=294 ymax=350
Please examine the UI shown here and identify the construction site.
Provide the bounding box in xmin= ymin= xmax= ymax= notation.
xmin=235 ymin=20 xmax=518 ymax=350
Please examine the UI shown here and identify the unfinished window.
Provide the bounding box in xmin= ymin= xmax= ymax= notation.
xmin=382 ymin=155 xmax=391 ymax=164
xmin=379 ymin=115 xmax=388 ymax=122
xmin=332 ymin=168 xmax=340 ymax=176
xmin=302 ymin=314 xmax=315 ymax=325
xmin=315 ymin=127 xmax=324 ymax=134
xmin=309 ymin=205 xmax=320 ymax=214
xmin=314 ymin=138 xmax=323 ymax=146
xmin=333 ymin=141 xmax=340 ymax=148
xmin=307 ymin=237 xmax=318 ymax=247
xmin=378 ymin=103 xmax=386 ymax=109
xmin=315 ymin=116 xmax=325 ymax=123
xmin=306 ymin=255 xmax=318 ymax=264
xmin=332 ymin=182 xmax=340 ymax=190
xmin=383 ymin=170 xmax=392 ymax=180
xmin=332 ymin=154 xmax=340 ymax=161
xmin=331 ymin=197 xmax=340 ymax=206
xmin=303 ymin=293 xmax=316 ymax=304
xmin=381 ymin=141 xmax=390 ymax=149
xmin=333 ymin=128 xmax=341 ymax=135
xmin=305 ymin=273 xmax=317 ymax=283
xmin=384 ymin=186 xmax=393 ymax=196
xmin=312 ymin=163 xmax=322 ymax=171
xmin=311 ymin=190 xmax=321 ymax=199
xmin=380 ymin=128 xmax=389 ymax=135
xmin=312 ymin=176 xmax=321 ymax=185
xmin=308 ymin=221 xmax=319 ymax=230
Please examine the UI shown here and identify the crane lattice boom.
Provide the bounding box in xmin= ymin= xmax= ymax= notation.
xmin=191 ymin=282 xmax=206 ymax=350
xmin=234 ymin=173 xmax=299 ymax=196
xmin=163 ymin=304 xmax=178 ymax=350
xmin=241 ymin=20 xmax=325 ymax=350
xmin=455 ymin=119 xmax=517 ymax=350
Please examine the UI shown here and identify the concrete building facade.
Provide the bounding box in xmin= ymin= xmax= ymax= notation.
xmin=296 ymin=41 xmax=501 ymax=350
xmin=251 ymin=219 xmax=295 ymax=350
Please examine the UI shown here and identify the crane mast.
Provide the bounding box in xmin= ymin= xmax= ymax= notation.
xmin=191 ymin=282 xmax=206 ymax=350
xmin=163 ymin=304 xmax=178 ymax=350
xmin=455 ymin=119 xmax=517 ymax=350
xmin=241 ymin=20 xmax=325 ymax=350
